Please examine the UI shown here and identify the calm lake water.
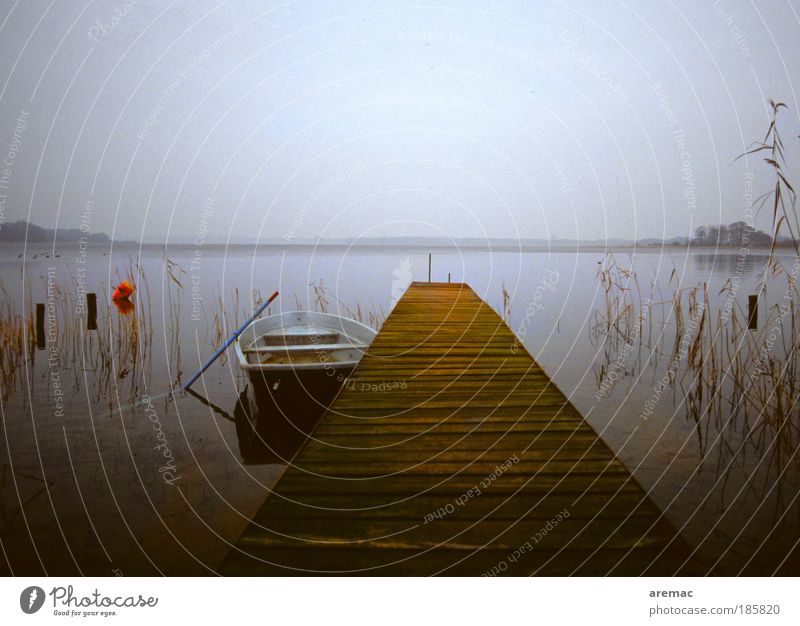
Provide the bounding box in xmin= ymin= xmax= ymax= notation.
xmin=1 ymin=242 xmax=798 ymax=575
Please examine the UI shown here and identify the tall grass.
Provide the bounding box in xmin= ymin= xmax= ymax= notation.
xmin=591 ymin=102 xmax=800 ymax=518
xmin=737 ymin=99 xmax=799 ymax=257
xmin=0 ymin=261 xmax=388 ymax=405
xmin=309 ymin=279 xmax=385 ymax=330
xmin=592 ymin=251 xmax=800 ymax=514
xmin=0 ymin=281 xmax=32 ymax=401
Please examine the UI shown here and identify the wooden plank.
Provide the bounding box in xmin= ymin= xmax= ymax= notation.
xmin=220 ymin=282 xmax=701 ymax=575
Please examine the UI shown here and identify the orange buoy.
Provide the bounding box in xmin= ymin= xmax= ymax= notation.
xmin=113 ymin=298 xmax=134 ymax=315
xmin=112 ymin=280 xmax=135 ymax=301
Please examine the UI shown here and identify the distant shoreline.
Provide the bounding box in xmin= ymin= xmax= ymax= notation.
xmin=1 ymin=240 xmax=784 ymax=254
xmin=0 ymin=220 xmax=790 ymax=253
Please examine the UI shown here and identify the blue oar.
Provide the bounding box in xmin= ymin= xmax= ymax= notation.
xmin=182 ymin=290 xmax=279 ymax=391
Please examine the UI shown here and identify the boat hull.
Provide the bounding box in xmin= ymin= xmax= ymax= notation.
xmin=232 ymin=311 xmax=375 ymax=463
xmin=235 ymin=368 xmax=353 ymax=464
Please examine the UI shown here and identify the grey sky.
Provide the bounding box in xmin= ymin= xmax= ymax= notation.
xmin=0 ymin=0 xmax=798 ymax=243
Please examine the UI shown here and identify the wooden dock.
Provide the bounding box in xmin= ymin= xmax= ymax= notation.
xmin=221 ymin=282 xmax=700 ymax=575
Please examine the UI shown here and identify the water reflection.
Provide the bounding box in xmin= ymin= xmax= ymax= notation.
xmin=3 ymin=247 xmax=799 ymax=574
xmin=591 ymin=253 xmax=800 ymax=571
xmin=692 ymin=252 xmax=771 ymax=277
xmin=184 ymin=387 xmax=236 ymax=422
xmin=113 ymin=298 xmax=134 ymax=315
xmin=183 ymin=385 xmax=321 ymax=465
xmin=231 ymin=370 xmax=348 ymax=464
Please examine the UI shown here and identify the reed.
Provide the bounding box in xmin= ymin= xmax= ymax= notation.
xmin=592 ymin=105 xmax=800 ymax=502
xmin=593 ymin=253 xmax=800 ymax=515
xmin=737 ymin=100 xmax=799 ymax=258
xmin=0 ymin=260 xmax=389 ymax=404
xmin=311 ymin=279 xmax=329 ymax=314
xmin=0 ymin=281 xmax=30 ymax=401
xmin=592 ymin=102 xmax=800 ymax=518
xmin=589 ymin=253 xmax=665 ymax=396
xmin=308 ymin=279 xmax=385 ymax=330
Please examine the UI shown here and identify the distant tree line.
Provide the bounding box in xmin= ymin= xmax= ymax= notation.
xmin=0 ymin=220 xmax=110 ymax=243
xmin=692 ymin=221 xmax=782 ymax=248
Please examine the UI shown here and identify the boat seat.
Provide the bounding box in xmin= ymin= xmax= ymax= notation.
xmin=243 ymin=343 xmax=370 ymax=354
xmin=253 ymin=331 xmax=340 ymax=347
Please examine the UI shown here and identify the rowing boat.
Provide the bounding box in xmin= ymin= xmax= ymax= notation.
xmin=234 ymin=310 xmax=376 ymax=373
xmin=234 ymin=311 xmax=376 ymax=429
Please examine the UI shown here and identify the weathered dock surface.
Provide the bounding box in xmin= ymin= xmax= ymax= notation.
xmin=221 ymin=282 xmax=700 ymax=575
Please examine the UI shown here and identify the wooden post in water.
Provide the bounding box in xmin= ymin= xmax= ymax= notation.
xmin=36 ymin=303 xmax=45 ymax=349
xmin=748 ymin=294 xmax=758 ymax=330
xmin=87 ymin=293 xmax=97 ymax=330
xmin=448 ymin=272 xmax=451 ymax=283
xmin=428 ymin=254 xmax=431 ymax=282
